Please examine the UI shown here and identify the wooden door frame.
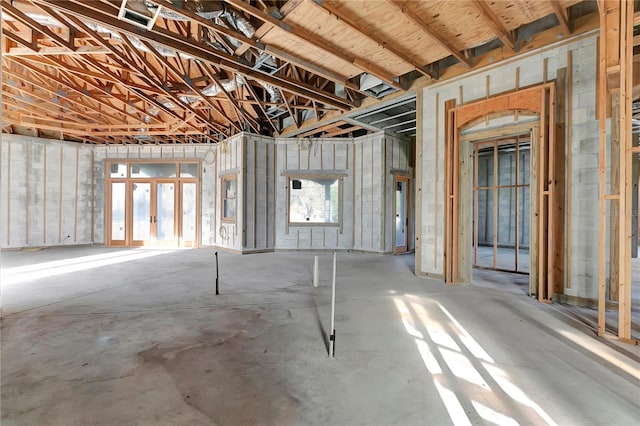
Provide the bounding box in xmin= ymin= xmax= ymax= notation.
xmin=105 ymin=160 xmax=200 ymax=248
xmin=394 ymin=175 xmax=410 ymax=254
xmin=444 ymin=83 xmax=561 ymax=303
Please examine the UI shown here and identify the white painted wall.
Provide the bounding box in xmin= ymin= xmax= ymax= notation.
xmin=417 ymin=31 xmax=600 ymax=299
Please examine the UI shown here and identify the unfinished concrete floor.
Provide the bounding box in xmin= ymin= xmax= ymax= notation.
xmin=1 ymin=247 xmax=639 ymax=426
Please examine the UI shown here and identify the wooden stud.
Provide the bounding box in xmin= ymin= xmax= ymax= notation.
xmin=530 ymin=126 xmax=540 ymax=296
xmin=610 ymin=95 xmax=621 ymax=301
xmin=473 ymin=144 xmax=479 ymax=267
xmin=566 ymin=51 xmax=573 ymax=289
xmin=547 ymin=84 xmax=557 ymax=299
xmin=515 ymin=67 xmax=520 ymax=121
xmin=493 ymin=141 xmax=498 ymax=270
xmin=596 ymin=10 xmax=607 ymax=336
xmin=619 ymin=0 xmax=634 ymax=341
xmin=538 ymin=90 xmax=547 ymax=301
xmin=434 ymin=93 xmax=439 ymax=272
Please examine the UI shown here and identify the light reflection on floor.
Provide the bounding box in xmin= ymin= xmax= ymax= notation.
xmin=1 ymin=249 xmax=175 ymax=285
xmin=394 ymin=295 xmax=558 ymax=426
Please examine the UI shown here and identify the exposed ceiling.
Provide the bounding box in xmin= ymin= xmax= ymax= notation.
xmin=1 ymin=0 xmax=596 ymax=144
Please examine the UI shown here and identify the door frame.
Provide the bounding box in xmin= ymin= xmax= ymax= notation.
xmin=105 ymin=160 xmax=200 ymax=247
xmin=444 ymin=83 xmax=563 ymax=302
xmin=394 ymin=175 xmax=410 ymax=254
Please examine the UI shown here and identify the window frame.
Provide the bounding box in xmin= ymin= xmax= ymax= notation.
xmin=221 ymin=174 xmax=238 ymax=223
xmin=287 ymin=175 xmax=342 ymax=227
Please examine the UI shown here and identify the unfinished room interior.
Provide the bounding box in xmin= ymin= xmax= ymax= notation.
xmin=1 ymin=0 xmax=639 ymax=424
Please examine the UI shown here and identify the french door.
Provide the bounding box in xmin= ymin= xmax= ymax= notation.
xmin=131 ymin=181 xmax=176 ymax=246
xmin=107 ymin=162 xmax=199 ymax=247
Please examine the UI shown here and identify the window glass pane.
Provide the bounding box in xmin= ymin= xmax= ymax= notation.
xmin=132 ymin=182 xmax=151 ymax=240
xmin=109 ymin=163 xmax=127 ymax=178
xmin=111 ymin=182 xmax=126 ymax=240
xmin=182 ymin=183 xmax=197 ymax=243
xmin=180 ymin=163 xmax=198 ymax=178
xmin=289 ymin=178 xmax=339 ymax=223
xmin=131 ymin=163 xmax=177 ymax=178
xmin=222 ymin=177 xmax=237 ymax=220
xmin=156 ymin=183 xmax=175 ymax=241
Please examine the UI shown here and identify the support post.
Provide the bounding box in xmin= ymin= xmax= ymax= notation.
xmin=329 ymin=251 xmax=336 ymax=358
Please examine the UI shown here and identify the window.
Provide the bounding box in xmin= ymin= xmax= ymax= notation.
xmin=222 ymin=175 xmax=237 ymax=221
xmin=289 ymin=177 xmax=339 ymax=224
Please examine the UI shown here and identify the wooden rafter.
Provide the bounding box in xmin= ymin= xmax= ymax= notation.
xmin=224 ymin=0 xmax=405 ymax=90
xmin=311 ymin=0 xmax=434 ymax=79
xmin=141 ymin=39 xmax=242 ymax=133
xmin=33 ymin=0 xmax=356 ymax=111
xmin=549 ymin=0 xmax=571 ymax=35
xmin=387 ymin=0 xmax=471 ymax=67
xmin=469 ymin=0 xmax=516 ymax=51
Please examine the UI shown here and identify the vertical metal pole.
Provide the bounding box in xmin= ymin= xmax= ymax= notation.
xmin=215 ymin=251 xmax=219 ymax=295
xmin=329 ymin=251 xmax=336 ymax=358
xmin=313 ymin=255 xmax=319 ymax=287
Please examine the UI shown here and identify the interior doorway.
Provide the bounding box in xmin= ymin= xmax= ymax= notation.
xmin=394 ymin=175 xmax=410 ymax=254
xmin=107 ymin=161 xmax=199 ymax=247
xmin=473 ymin=135 xmax=530 ymax=274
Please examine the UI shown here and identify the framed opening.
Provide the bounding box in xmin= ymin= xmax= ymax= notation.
xmin=288 ymin=177 xmax=340 ymax=225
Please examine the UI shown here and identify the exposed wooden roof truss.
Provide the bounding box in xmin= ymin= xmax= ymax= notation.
xmin=1 ymin=0 xmax=591 ymax=144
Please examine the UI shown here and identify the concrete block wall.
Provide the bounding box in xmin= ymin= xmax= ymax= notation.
xmin=0 ymin=135 xmax=94 ymax=248
xmin=418 ymin=31 xmax=600 ymax=299
xmin=93 ymin=143 xmax=218 ymax=247
xmin=243 ymin=134 xmax=276 ymax=252
xmin=274 ymin=136 xmax=354 ymax=251
xmin=211 ymin=134 xmax=243 ymax=251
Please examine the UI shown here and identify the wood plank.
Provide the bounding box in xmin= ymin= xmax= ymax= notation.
xmin=549 ymin=1 xmax=571 ymax=34
xmin=554 ymin=70 xmax=566 ymax=295
xmin=597 ymin=4 xmax=608 ymax=335
xmin=469 ymin=0 xmax=516 ymax=51
xmin=225 ymin=0 xmax=405 ymax=90
xmin=610 ymin=94 xmax=620 ymax=301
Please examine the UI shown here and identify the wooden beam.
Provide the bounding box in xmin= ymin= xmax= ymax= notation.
xmin=141 ymin=40 xmax=242 ymax=133
xmin=312 ymin=0 xmax=434 ymax=79
xmin=469 ymin=0 xmax=516 ymax=51
xmin=549 ymin=0 xmax=572 ymax=35
xmin=244 ymin=80 xmax=279 ymax=132
xmin=224 ymin=0 xmax=405 ymax=90
xmin=200 ymin=66 xmax=261 ymax=133
xmin=1 ymin=0 xmax=73 ymax=50
xmin=388 ymin=0 xmax=471 ymax=67
xmin=64 ymin=15 xmax=220 ymax=136
xmin=153 ymin=0 xmax=359 ymax=93
xmin=35 ymin=0 xmax=357 ymax=110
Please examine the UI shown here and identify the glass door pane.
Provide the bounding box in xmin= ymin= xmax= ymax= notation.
xmin=156 ymin=183 xmax=175 ymax=241
xmin=111 ymin=182 xmax=126 ymax=242
xmin=132 ymin=182 xmax=151 ymax=242
xmin=395 ymin=180 xmax=407 ymax=248
xmin=182 ymin=182 xmax=197 ymax=246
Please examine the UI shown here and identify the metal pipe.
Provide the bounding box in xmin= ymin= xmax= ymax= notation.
xmin=215 ymin=251 xmax=219 ymax=295
xmin=313 ymin=255 xmax=319 ymax=287
xmin=329 ymin=251 xmax=336 ymax=358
